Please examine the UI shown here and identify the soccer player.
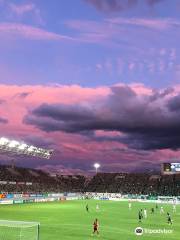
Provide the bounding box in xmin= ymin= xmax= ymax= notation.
xmin=138 ymin=210 xmax=142 ymax=223
xmin=155 ymin=204 xmax=158 ymax=210
xmin=96 ymin=204 xmax=99 ymax=212
xmin=160 ymin=206 xmax=164 ymax=214
xmin=173 ymin=204 xmax=176 ymax=213
xmin=151 ymin=207 xmax=154 ymax=214
xmin=144 ymin=208 xmax=147 ymax=219
xmin=86 ymin=204 xmax=89 ymax=212
xmin=167 ymin=212 xmax=172 ymax=225
xmin=128 ymin=202 xmax=132 ymax=210
xmin=92 ymin=218 xmax=99 ymax=235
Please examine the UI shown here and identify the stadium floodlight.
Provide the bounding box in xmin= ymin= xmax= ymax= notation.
xmin=94 ymin=163 xmax=100 ymax=174
xmin=0 ymin=137 xmax=9 ymax=145
xmin=0 ymin=137 xmax=53 ymax=159
xmin=9 ymin=140 xmax=19 ymax=148
xmin=18 ymin=144 xmax=28 ymax=150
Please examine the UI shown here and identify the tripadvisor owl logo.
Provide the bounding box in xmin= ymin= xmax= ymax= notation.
xmin=134 ymin=227 xmax=173 ymax=236
xmin=135 ymin=227 xmax=143 ymax=236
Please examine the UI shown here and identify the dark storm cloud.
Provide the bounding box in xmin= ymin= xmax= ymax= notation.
xmin=84 ymin=0 xmax=165 ymax=13
xmin=0 ymin=117 xmax=8 ymax=124
xmin=23 ymin=103 xmax=99 ymax=132
xmin=31 ymin=103 xmax=97 ymax=122
xmin=23 ymin=85 xmax=180 ymax=151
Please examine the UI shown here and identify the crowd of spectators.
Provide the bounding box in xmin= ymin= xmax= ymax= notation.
xmin=0 ymin=165 xmax=86 ymax=193
xmin=85 ymin=173 xmax=180 ymax=196
xmin=0 ymin=165 xmax=180 ymax=196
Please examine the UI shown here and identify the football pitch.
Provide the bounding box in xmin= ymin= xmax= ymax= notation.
xmin=0 ymin=200 xmax=179 ymax=240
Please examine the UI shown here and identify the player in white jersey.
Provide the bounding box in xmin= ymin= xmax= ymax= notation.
xmin=160 ymin=206 xmax=164 ymax=214
xmin=96 ymin=204 xmax=99 ymax=211
xmin=144 ymin=208 xmax=147 ymax=218
xmin=173 ymin=204 xmax=176 ymax=213
xmin=128 ymin=202 xmax=132 ymax=210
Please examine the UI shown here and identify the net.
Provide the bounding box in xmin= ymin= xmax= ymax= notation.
xmin=0 ymin=220 xmax=40 ymax=240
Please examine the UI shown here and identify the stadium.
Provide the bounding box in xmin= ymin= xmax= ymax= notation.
xmin=0 ymin=0 xmax=180 ymax=239
xmin=0 ymin=143 xmax=179 ymax=240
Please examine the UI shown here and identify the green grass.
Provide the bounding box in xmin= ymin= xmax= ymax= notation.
xmin=0 ymin=200 xmax=179 ymax=240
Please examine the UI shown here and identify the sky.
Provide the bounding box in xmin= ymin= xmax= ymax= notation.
xmin=0 ymin=0 xmax=180 ymax=175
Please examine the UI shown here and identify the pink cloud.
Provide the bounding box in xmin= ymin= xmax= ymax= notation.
xmin=65 ymin=19 xmax=118 ymax=45
xmin=65 ymin=17 xmax=180 ymax=53
xmin=0 ymin=23 xmax=74 ymax=41
xmin=95 ymin=130 xmax=123 ymax=138
xmin=0 ymin=84 xmax=110 ymax=137
xmin=108 ymin=18 xmax=179 ymax=30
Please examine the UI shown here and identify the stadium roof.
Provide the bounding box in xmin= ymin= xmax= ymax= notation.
xmin=0 ymin=137 xmax=53 ymax=159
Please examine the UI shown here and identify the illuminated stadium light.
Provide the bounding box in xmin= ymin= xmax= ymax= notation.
xmin=0 ymin=137 xmax=53 ymax=159
xmin=0 ymin=137 xmax=9 ymax=145
xmin=18 ymin=144 xmax=28 ymax=150
xmin=9 ymin=140 xmax=19 ymax=148
xmin=94 ymin=163 xmax=100 ymax=174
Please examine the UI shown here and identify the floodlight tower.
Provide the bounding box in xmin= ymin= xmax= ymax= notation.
xmin=0 ymin=137 xmax=53 ymax=159
xmin=94 ymin=163 xmax=100 ymax=174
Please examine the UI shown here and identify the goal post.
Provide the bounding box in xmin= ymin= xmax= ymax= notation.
xmin=0 ymin=220 xmax=40 ymax=240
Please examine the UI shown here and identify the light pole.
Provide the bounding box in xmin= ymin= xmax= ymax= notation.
xmin=94 ymin=163 xmax=100 ymax=174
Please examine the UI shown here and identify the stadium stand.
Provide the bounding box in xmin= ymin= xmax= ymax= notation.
xmin=0 ymin=165 xmax=180 ymax=196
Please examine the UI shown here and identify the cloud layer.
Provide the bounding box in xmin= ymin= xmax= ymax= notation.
xmin=0 ymin=83 xmax=180 ymax=173
xmin=0 ymin=23 xmax=74 ymax=41
xmin=23 ymin=84 xmax=180 ymax=151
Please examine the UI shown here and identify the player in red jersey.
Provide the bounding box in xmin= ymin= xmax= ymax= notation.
xmin=92 ymin=218 xmax=99 ymax=236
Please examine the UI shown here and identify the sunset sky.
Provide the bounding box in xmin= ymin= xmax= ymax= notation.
xmin=0 ymin=0 xmax=180 ymax=174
